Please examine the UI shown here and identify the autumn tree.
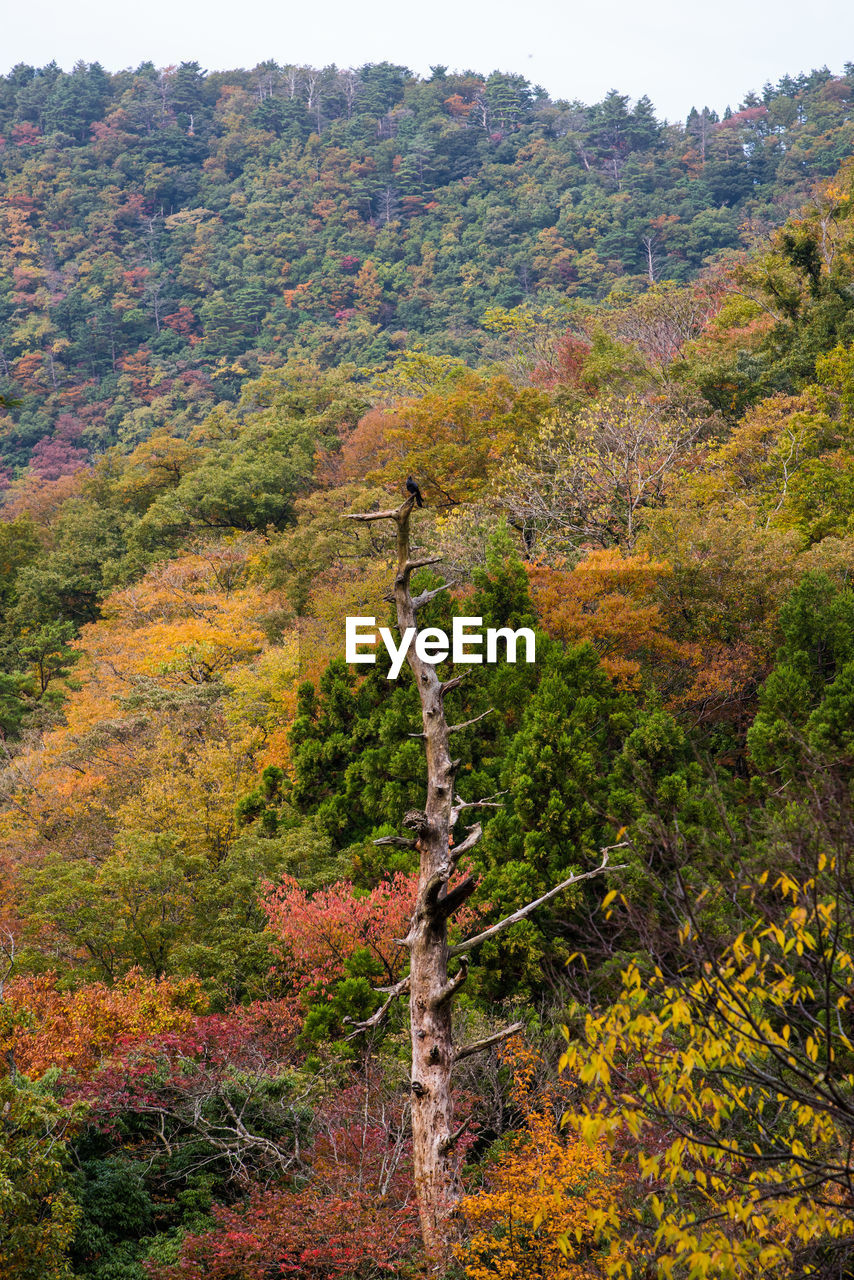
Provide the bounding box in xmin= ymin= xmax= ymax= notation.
xmin=458 ymin=1040 xmax=628 ymax=1280
xmin=0 ymin=1076 xmax=79 ymax=1280
xmin=499 ymin=394 xmax=709 ymax=557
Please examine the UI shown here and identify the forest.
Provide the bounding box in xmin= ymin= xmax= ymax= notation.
xmin=3 ymin=52 xmax=854 ymax=1280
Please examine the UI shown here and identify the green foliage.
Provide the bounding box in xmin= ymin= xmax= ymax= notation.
xmin=22 ymin=829 xmax=296 ymax=1003
xmin=1 ymin=60 xmax=852 ymax=478
xmin=0 ymin=1075 xmax=80 ymax=1280
xmin=71 ymin=1156 xmax=153 ymax=1280
xmin=748 ymin=572 xmax=854 ymax=776
xmin=472 ymin=642 xmax=636 ymax=997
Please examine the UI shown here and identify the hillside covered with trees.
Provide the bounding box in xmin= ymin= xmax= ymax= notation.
xmin=4 ymin=54 xmax=854 ymax=1280
xmin=1 ymin=57 xmax=854 ymax=471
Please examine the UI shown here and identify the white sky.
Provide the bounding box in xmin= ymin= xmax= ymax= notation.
xmin=2 ymin=0 xmax=854 ymax=122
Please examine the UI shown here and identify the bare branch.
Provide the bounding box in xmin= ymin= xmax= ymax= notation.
xmin=440 ymin=673 xmax=469 ymax=698
xmin=439 ymin=1117 xmax=472 ymax=1154
xmin=413 ymin=582 xmax=457 ymax=610
xmin=436 ymin=875 xmax=477 ymax=920
xmin=431 ymin=958 xmax=469 ymax=1008
xmin=344 ymin=974 xmax=411 ymax=1039
xmin=373 ymin=835 xmax=417 ymax=848
xmin=401 ymin=556 xmax=443 ymax=574
xmin=449 ymin=847 xmax=628 ymax=957
xmin=449 ymin=823 xmax=483 ymax=863
xmin=454 ymin=1022 xmax=525 ymax=1063
xmin=343 ymin=508 xmax=402 ymax=523
xmin=448 ymin=709 xmax=494 ymax=735
xmin=451 ymin=791 xmax=507 ymax=825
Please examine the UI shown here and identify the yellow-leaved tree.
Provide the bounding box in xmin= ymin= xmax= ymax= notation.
xmin=560 ymin=861 xmax=854 ymax=1278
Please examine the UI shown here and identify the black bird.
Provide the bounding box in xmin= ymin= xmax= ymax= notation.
xmin=406 ymin=475 xmax=424 ymax=507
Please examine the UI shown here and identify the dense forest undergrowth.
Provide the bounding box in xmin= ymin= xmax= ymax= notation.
xmin=4 ymin=54 xmax=854 ymax=1280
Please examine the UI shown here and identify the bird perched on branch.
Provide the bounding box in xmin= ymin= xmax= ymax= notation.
xmin=406 ymin=475 xmax=424 ymax=507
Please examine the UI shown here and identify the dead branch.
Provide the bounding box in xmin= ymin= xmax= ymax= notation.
xmin=449 ymin=846 xmax=629 ymax=957
xmin=448 ymin=709 xmax=494 ymax=734
xmin=343 ymin=508 xmax=404 ymax=523
xmin=451 ymin=791 xmax=507 ymax=825
xmin=436 ymin=875 xmax=477 ymax=920
xmin=413 ymin=582 xmax=457 ymax=609
xmin=454 ymin=1022 xmax=525 ymax=1063
xmin=431 ymin=958 xmax=469 ymax=1008
xmin=439 ymin=673 xmax=468 ymax=698
xmin=449 ymin=822 xmax=483 ymax=863
xmin=401 ymin=555 xmax=443 ymax=575
xmin=438 ymin=1116 xmax=472 ymax=1154
xmin=344 ymin=974 xmax=411 ymax=1039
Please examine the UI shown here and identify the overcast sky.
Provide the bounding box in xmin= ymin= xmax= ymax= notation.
xmin=3 ymin=0 xmax=854 ymax=122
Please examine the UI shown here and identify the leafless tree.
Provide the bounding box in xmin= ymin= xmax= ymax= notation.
xmin=343 ymin=493 xmax=626 ymax=1262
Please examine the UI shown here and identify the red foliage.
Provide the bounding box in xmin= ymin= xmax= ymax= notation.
xmin=262 ymin=874 xmax=416 ymax=992
xmin=719 ymin=105 xmax=769 ymax=128
xmin=146 ymin=1079 xmax=419 ymax=1279
xmin=29 ymin=414 xmax=89 ymax=479
xmin=10 ymin=121 xmax=41 ymax=145
xmin=532 ymin=334 xmax=595 ymax=392
xmin=147 ymin=1184 xmax=418 ymax=1279
xmin=62 ymin=999 xmax=300 ymax=1105
xmin=163 ymin=305 xmax=201 ymax=343
xmin=62 ymin=1001 xmax=303 ymax=1188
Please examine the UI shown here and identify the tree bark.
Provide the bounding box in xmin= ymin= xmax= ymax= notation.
xmin=344 ymin=496 xmax=625 ymax=1264
xmin=388 ymin=497 xmax=461 ymax=1257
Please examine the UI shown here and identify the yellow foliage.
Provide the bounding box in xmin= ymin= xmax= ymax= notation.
xmin=560 ymin=879 xmax=854 ymax=1277
xmin=0 ymin=539 xmax=295 ymax=869
xmin=115 ymin=726 xmax=260 ymax=861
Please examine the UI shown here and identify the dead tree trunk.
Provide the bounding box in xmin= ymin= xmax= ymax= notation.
xmin=345 ymin=496 xmax=625 ymax=1263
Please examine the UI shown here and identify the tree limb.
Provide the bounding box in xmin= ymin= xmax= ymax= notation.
xmin=449 ymin=823 xmax=483 ymax=863
xmin=400 ymin=555 xmax=443 ymax=574
xmin=449 ymin=846 xmax=628 ymax=957
xmin=413 ymin=582 xmax=457 ymax=610
xmin=451 ymin=791 xmax=507 ymax=825
xmin=438 ymin=1117 xmax=472 ymax=1154
xmin=447 ymin=709 xmax=494 ymax=735
xmin=344 ymin=974 xmax=411 ymax=1039
xmin=436 ymin=875 xmax=477 ymax=920
xmin=431 ymin=958 xmax=469 ymax=1008
xmin=440 ymin=673 xmax=469 ymax=698
xmin=454 ymin=1022 xmax=525 ymax=1063
xmin=343 ymin=508 xmax=402 ymax=523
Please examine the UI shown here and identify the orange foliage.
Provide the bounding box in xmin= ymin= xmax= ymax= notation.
xmin=0 ymin=540 xmax=293 ymax=869
xmin=340 ymin=374 xmax=547 ymax=505
xmin=5 ymin=968 xmax=207 ymax=1078
xmin=335 ymin=408 xmax=405 ymax=485
xmin=0 ymin=469 xmax=87 ymax=526
xmin=528 ymin=549 xmax=769 ymax=724
xmin=458 ymin=1039 xmax=629 ymax=1280
xmin=529 ymin=549 xmax=683 ymax=687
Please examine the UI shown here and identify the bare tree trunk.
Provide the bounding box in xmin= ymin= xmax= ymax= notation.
xmin=344 ymin=496 xmax=625 ymax=1265
xmin=390 ymin=508 xmax=462 ymax=1256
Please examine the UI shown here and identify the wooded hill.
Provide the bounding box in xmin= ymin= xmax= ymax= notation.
xmin=1 ymin=59 xmax=854 ymax=469
xmin=3 ymin=56 xmax=854 ymax=1280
